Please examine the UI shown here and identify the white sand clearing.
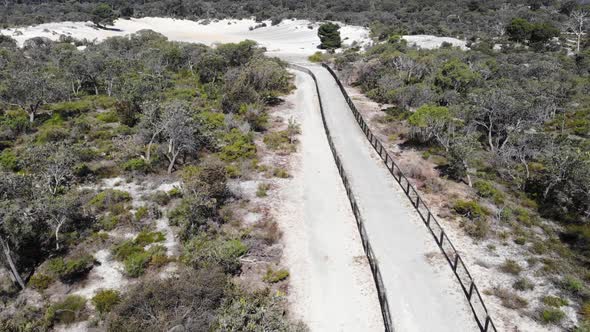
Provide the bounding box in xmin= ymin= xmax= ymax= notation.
xmin=402 ymin=34 xmax=467 ymax=50
xmin=1 ymin=17 xmax=371 ymax=58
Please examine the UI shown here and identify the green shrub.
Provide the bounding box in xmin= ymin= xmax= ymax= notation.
xmin=96 ymin=111 xmax=119 ymax=123
xmin=464 ymin=219 xmax=490 ymax=239
xmin=124 ymin=252 xmax=151 ymax=277
xmin=542 ymin=296 xmax=568 ymax=307
xmin=112 ymin=240 xmax=144 ymax=261
xmin=225 ymin=164 xmax=241 ymax=178
xmin=92 ymin=289 xmax=121 ymax=314
xmin=151 ymin=191 xmax=171 ymax=206
xmin=263 ymin=130 xmax=295 ymax=152
xmin=473 ymin=180 xmax=505 ymax=205
xmin=513 ymin=277 xmax=534 ymax=291
xmin=0 ymin=149 xmax=18 ymax=171
xmin=89 ymin=189 xmax=131 ymax=212
xmin=500 ymin=259 xmax=522 ymax=275
xmin=256 ymin=183 xmax=271 ymax=197
xmin=539 ymin=307 xmax=565 ymax=324
xmin=563 ymin=275 xmax=584 ymax=293
xmin=122 ymin=158 xmax=150 ymax=173
xmin=273 ymin=167 xmax=289 ymax=178
xmin=134 ymin=207 xmax=149 ymax=222
xmin=45 ymin=295 xmax=86 ymax=325
xmin=46 ymin=255 xmax=94 ymax=283
xmin=36 ymin=125 xmax=69 ymax=143
xmin=28 ymin=273 xmax=54 ymax=290
xmin=182 ymin=234 xmax=248 ymax=273
xmin=453 ymin=200 xmax=489 ymax=220
xmin=134 ymin=231 xmax=165 ymax=246
xmin=308 ymin=51 xmax=328 ymax=63
xmin=168 ymin=187 xmax=182 ymax=198
xmin=263 ymin=268 xmax=289 ymax=283
xmin=514 ymin=237 xmax=526 ymax=245
xmin=220 ymin=129 xmax=256 ymax=161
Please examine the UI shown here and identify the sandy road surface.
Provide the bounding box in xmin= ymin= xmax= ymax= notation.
xmin=305 ymin=64 xmax=479 ymax=332
xmin=275 ymin=70 xmax=383 ymax=331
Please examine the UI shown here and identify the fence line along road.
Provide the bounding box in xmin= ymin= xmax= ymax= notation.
xmin=321 ymin=63 xmax=497 ymax=332
xmin=288 ymin=63 xmax=394 ymax=332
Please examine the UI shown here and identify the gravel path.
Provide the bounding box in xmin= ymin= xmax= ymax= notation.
xmin=304 ymin=64 xmax=479 ymax=332
xmin=274 ymin=69 xmax=383 ymax=331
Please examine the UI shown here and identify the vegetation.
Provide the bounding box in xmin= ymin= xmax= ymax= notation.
xmin=0 ymin=30 xmax=301 ymax=330
xmin=318 ymin=22 xmax=342 ymax=50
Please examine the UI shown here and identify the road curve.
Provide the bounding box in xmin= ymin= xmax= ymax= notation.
xmin=301 ymin=63 xmax=479 ymax=332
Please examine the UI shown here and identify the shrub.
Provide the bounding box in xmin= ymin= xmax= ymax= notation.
xmin=513 ymin=277 xmax=534 ymax=291
xmin=220 ymin=129 xmax=256 ymax=161
xmin=256 ymin=183 xmax=271 ymax=197
xmin=36 ymin=125 xmax=69 ymax=143
xmin=582 ymin=302 xmax=590 ymax=321
xmin=112 ymin=240 xmax=144 ymax=261
xmin=217 ymin=290 xmax=305 ymax=331
xmin=473 ymin=180 xmax=505 ymax=205
xmin=124 ymin=252 xmax=151 ymax=277
xmin=45 ymin=295 xmax=86 ymax=325
xmin=107 ymin=268 xmax=226 ymax=331
xmin=134 ymin=206 xmax=149 ymax=222
xmin=92 ymin=289 xmax=121 ymax=314
xmin=273 ymin=167 xmax=289 ymax=178
xmin=28 ymin=273 xmax=54 ymax=290
xmin=539 ymin=307 xmax=565 ymax=324
xmin=263 ymin=268 xmax=289 ymax=283
xmin=134 ymin=231 xmax=165 ymax=246
xmin=453 ymin=200 xmax=489 ymax=220
xmin=89 ymin=189 xmax=131 ymax=212
xmin=563 ymin=275 xmax=584 ymax=293
xmin=122 ymin=158 xmax=150 ymax=173
xmin=0 ymin=149 xmax=18 ymax=171
xmin=182 ymin=234 xmax=248 ymax=274
xmin=46 ymin=255 xmax=94 ymax=283
xmin=263 ymin=130 xmax=294 ymax=152
xmin=464 ymin=219 xmax=490 ymax=239
xmin=96 ymin=111 xmax=119 ymax=123
xmin=492 ymin=287 xmax=529 ymax=309
xmin=500 ymin=259 xmax=522 ymax=275
xmin=542 ymin=296 xmax=568 ymax=307
xmin=308 ymin=51 xmax=328 ymax=63
xmin=150 ymin=191 xmax=171 ymax=206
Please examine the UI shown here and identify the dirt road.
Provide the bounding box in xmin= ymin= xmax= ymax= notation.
xmin=303 ymin=64 xmax=479 ymax=332
xmin=275 ymin=69 xmax=383 ymax=331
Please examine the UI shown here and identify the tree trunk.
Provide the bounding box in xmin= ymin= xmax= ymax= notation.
xmin=55 ymin=219 xmax=64 ymax=250
xmin=28 ymin=109 xmax=35 ymax=123
xmin=1 ymin=238 xmax=25 ymax=289
xmin=167 ymin=150 xmax=179 ymax=174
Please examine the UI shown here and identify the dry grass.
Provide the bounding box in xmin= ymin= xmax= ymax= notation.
xmin=491 ymin=287 xmax=529 ymax=309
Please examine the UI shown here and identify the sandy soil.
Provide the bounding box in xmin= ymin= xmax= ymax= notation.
xmin=402 ymin=35 xmax=467 ymax=50
xmin=343 ymin=84 xmax=577 ymax=331
xmin=0 ymin=17 xmax=370 ymax=57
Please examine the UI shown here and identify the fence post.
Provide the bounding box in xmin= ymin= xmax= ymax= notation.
xmin=467 ymin=282 xmax=475 ymax=301
xmin=453 ymin=254 xmax=459 ymax=272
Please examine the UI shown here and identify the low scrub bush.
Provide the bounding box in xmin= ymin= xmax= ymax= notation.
xmin=182 ymin=234 xmax=247 ymax=274
xmin=124 ymin=252 xmax=152 ymax=278
xmin=273 ymin=167 xmax=289 ymax=178
xmin=263 ymin=268 xmax=289 ymax=283
xmin=46 ymin=255 xmax=94 ymax=283
xmin=122 ymin=158 xmax=150 ymax=173
xmin=96 ymin=111 xmax=119 ymax=123
xmin=45 ymin=295 xmax=86 ymax=325
xmin=453 ymin=200 xmax=489 ymax=220
xmin=256 ymin=183 xmax=271 ymax=197
xmin=89 ymin=189 xmax=131 ymax=212
xmin=134 ymin=231 xmax=165 ymax=246
xmin=474 ymin=180 xmax=505 ymax=205
xmin=92 ymin=289 xmax=121 ymax=314
xmin=563 ymin=275 xmax=584 ymax=294
xmin=542 ymin=296 xmax=568 ymax=307
xmin=492 ymin=287 xmax=528 ymax=309
xmin=513 ymin=277 xmax=535 ymax=291
xmin=28 ymin=273 xmax=54 ymax=290
xmin=539 ymin=307 xmax=565 ymax=324
xmin=220 ymin=129 xmax=256 ymax=161
xmin=107 ymin=268 xmax=226 ymax=331
xmin=500 ymin=259 xmax=523 ymax=275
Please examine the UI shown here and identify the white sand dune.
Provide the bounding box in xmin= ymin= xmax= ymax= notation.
xmin=1 ymin=17 xmax=370 ymax=59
